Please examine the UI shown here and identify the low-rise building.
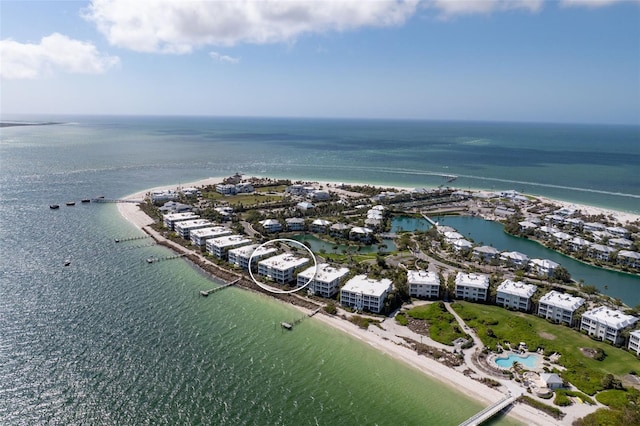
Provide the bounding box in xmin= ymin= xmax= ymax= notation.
xmin=163 ymin=212 xmax=199 ymax=230
xmin=629 ymin=330 xmax=640 ymax=356
xmin=150 ymin=189 xmax=178 ymax=203
xmin=258 ymin=253 xmax=310 ymax=284
xmin=216 ymin=184 xmax=237 ymax=195
xmin=297 ymin=263 xmax=349 ymax=298
xmin=455 ymin=272 xmax=489 ymax=302
xmin=537 ymin=290 xmax=584 ymax=326
xmin=259 ymin=219 xmax=282 ymax=233
xmin=451 ymin=239 xmax=473 ymax=252
xmin=473 ymin=245 xmax=500 ymax=262
xmin=540 ymin=373 xmax=564 ymax=390
xmin=340 ymin=275 xmax=393 ymax=313
xmin=349 ymin=226 xmax=373 ymax=242
xmin=174 ymin=219 xmax=213 ymax=239
xmin=329 ymin=223 xmax=351 ymax=238
xmin=529 ymin=258 xmax=560 ymax=277
xmin=407 ymin=270 xmax=440 ymax=298
xmin=617 ymin=250 xmax=640 ymax=269
xmin=311 ymin=219 xmax=332 ymax=233
xmin=500 ymin=251 xmax=530 ymax=268
xmin=608 ymin=238 xmax=633 ymax=249
xmin=588 ymin=244 xmax=616 ymax=261
xmin=580 ymin=306 xmax=638 ymax=345
xmin=308 ymin=190 xmax=330 ymax=201
xmin=496 ymin=280 xmax=537 ymax=311
xmin=206 ymin=234 xmax=252 ymax=259
xmin=568 ymin=237 xmax=590 ymax=252
xmin=190 ymin=226 xmax=232 ymax=247
xmin=228 ymin=244 xmax=277 ymax=270
xmin=285 ymin=217 xmax=305 ymax=231
xmin=606 ymin=226 xmax=630 ymax=238
xmin=584 ymin=222 xmax=607 ymax=233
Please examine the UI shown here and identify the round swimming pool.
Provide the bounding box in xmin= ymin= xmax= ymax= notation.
xmin=494 ymin=353 xmax=540 ymax=369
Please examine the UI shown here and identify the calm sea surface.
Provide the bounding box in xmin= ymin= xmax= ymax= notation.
xmin=2 ymin=115 xmax=638 ymax=424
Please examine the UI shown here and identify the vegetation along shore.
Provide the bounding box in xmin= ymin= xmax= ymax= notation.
xmin=118 ymin=175 xmax=640 ymax=426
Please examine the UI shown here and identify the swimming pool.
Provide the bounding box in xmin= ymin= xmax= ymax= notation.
xmin=494 ymin=353 xmax=540 ymax=369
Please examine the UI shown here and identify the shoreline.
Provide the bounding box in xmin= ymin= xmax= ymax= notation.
xmin=115 ymin=175 xmax=623 ymax=425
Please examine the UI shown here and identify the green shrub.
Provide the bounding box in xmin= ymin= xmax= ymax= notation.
xmin=395 ymin=313 xmax=408 ymax=326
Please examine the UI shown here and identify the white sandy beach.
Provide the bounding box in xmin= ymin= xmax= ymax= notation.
xmin=117 ymin=175 xmax=633 ymax=425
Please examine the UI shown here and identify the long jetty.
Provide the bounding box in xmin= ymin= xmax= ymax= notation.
xmin=200 ymin=278 xmax=241 ymax=296
xmin=93 ymin=198 xmax=143 ymax=203
xmin=115 ymin=235 xmax=151 ymax=243
xmin=146 ymin=254 xmax=186 ymax=264
xmin=458 ymin=394 xmax=516 ymax=426
xmin=281 ymin=307 xmax=322 ymax=330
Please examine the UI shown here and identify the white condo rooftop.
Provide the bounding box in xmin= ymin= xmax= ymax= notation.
xmin=342 ymin=275 xmax=392 ymax=298
xmin=539 ymin=290 xmax=584 ymax=311
xmin=298 ymin=263 xmax=349 ymax=283
xmin=497 ymin=280 xmax=537 ymax=298
xmin=455 ymin=272 xmax=489 ymax=290
xmin=407 ymin=270 xmax=439 ymax=285
xmin=583 ymin=306 xmax=638 ymax=329
xmin=259 ymin=253 xmax=310 ymax=271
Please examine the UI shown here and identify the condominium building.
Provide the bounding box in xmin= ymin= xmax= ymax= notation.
xmin=206 ymin=234 xmax=252 ymax=259
xmin=580 ymin=306 xmax=638 ymax=346
xmin=496 ymin=280 xmax=537 ymax=311
xmin=228 ymin=244 xmax=277 ymax=270
xmin=189 ymin=226 xmax=231 ymax=247
xmin=455 ymin=272 xmax=489 ymax=302
xmin=297 ymin=263 xmax=350 ymax=298
xmin=629 ymin=330 xmax=640 ymax=356
xmin=259 ymin=219 xmax=282 ymax=233
xmin=163 ymin=212 xmax=199 ymax=230
xmin=407 ymin=270 xmax=440 ymax=299
xmin=537 ymin=290 xmax=585 ymax=326
xmin=258 ymin=253 xmax=310 ymax=284
xmin=174 ymin=219 xmax=213 ymax=239
xmin=340 ymin=275 xmax=393 ymax=314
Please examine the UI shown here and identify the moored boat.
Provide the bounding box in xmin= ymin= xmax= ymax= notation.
xmin=50 ymin=204 xmax=60 ymax=209
xmin=66 ymin=201 xmax=75 ymax=206
xmin=81 ymin=199 xmax=90 ymax=203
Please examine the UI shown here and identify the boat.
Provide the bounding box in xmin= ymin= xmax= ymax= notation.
xmin=81 ymin=199 xmax=90 ymax=203
xmin=64 ymin=259 xmax=71 ymax=266
xmin=49 ymin=204 xmax=60 ymax=209
xmin=66 ymin=202 xmax=75 ymax=206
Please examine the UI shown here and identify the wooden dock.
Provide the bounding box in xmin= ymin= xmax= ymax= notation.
xmin=200 ymin=278 xmax=241 ymax=296
xmin=115 ymin=235 xmax=151 ymax=243
xmin=458 ymin=394 xmax=516 ymax=426
xmin=146 ymin=254 xmax=186 ymax=264
xmin=281 ymin=307 xmax=322 ymax=331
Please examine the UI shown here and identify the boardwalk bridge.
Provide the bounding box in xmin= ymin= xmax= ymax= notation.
xmin=458 ymin=394 xmax=516 ymax=426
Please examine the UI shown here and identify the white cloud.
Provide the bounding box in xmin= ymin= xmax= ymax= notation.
xmin=82 ymin=0 xmax=420 ymax=53
xmin=428 ymin=0 xmax=544 ymax=17
xmin=0 ymin=33 xmax=119 ymax=79
xmin=560 ymin=0 xmax=639 ymax=7
xmin=209 ymin=51 xmax=240 ymax=64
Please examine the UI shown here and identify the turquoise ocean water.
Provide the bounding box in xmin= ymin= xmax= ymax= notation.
xmin=1 ymin=115 xmax=638 ymax=424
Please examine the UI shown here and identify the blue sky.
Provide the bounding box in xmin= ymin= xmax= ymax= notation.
xmin=1 ymin=0 xmax=639 ymax=124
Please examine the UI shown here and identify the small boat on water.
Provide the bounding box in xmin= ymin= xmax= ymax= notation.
xmin=66 ymin=202 xmax=76 ymax=206
xmin=50 ymin=204 xmax=60 ymax=209
xmin=81 ymin=199 xmax=90 ymax=203
xmin=64 ymin=259 xmax=71 ymax=266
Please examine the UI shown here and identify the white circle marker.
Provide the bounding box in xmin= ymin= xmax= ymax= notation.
xmin=248 ymin=238 xmax=318 ymax=294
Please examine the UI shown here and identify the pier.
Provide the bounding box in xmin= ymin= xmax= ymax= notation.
xmin=458 ymin=394 xmax=516 ymax=426
xmin=93 ymin=198 xmax=143 ymax=203
xmin=146 ymin=254 xmax=186 ymax=264
xmin=199 ymin=278 xmax=241 ymax=296
xmin=115 ymin=235 xmax=151 ymax=243
xmin=281 ymin=307 xmax=322 ymax=331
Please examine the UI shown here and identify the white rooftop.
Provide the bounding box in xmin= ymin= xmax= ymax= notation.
xmin=455 ymin=272 xmax=489 ymax=290
xmin=351 ymin=226 xmax=373 ymax=234
xmin=407 ymin=270 xmax=439 ymax=286
xmin=501 ymin=251 xmax=530 ymax=262
xmin=175 ymin=219 xmax=212 ymax=228
xmin=530 ymin=258 xmax=560 ymax=269
xmin=582 ymin=306 xmax=638 ymax=329
xmin=312 ymin=219 xmax=332 ymax=226
xmin=539 ymin=290 xmax=584 ymax=311
xmin=209 ymin=234 xmax=252 ymax=248
xmin=619 ymin=250 xmax=640 ymax=260
xmin=342 ymin=275 xmax=392 ymax=298
xmin=260 ymin=219 xmax=281 ymax=226
xmin=164 ymin=212 xmax=198 ymax=220
xmin=228 ymin=244 xmax=277 ymax=259
xmin=259 ymin=253 xmax=310 ymax=271
xmin=190 ymin=226 xmax=231 ymax=238
xmin=298 ymin=263 xmax=350 ymax=283
xmin=497 ymin=279 xmax=537 ymax=298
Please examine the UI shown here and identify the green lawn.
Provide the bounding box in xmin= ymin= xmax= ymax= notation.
xmin=406 ymin=302 xmax=468 ymax=345
xmin=451 ymin=301 xmax=639 ymax=395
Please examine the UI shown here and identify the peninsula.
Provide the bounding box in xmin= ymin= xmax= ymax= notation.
xmin=118 ymin=175 xmax=640 ymax=426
